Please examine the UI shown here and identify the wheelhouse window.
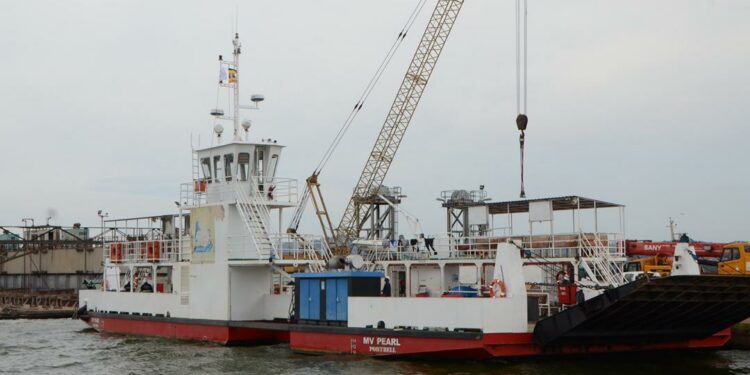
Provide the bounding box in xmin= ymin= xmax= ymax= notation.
xmin=201 ymin=158 xmax=212 ymax=183
xmin=238 ymin=152 xmax=250 ymax=181
xmin=213 ymin=155 xmax=222 ymax=182
xmin=256 ymin=149 xmax=265 ymax=179
xmin=224 ymin=154 xmax=234 ymax=182
xmin=256 ymin=149 xmax=265 ymax=191
xmin=268 ymin=154 xmax=279 ymax=179
xmin=625 ymin=262 xmax=641 ymax=272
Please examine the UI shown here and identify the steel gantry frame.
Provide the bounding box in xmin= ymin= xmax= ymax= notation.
xmin=335 ymin=0 xmax=465 ymax=248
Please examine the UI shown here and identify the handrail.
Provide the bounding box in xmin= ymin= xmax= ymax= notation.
xmin=104 ymin=238 xmax=190 ymax=264
xmin=579 ymin=232 xmax=623 ymax=287
xmin=244 ymin=181 xmax=278 ymax=258
xmin=233 ymin=181 xmax=278 ymax=259
xmin=227 ymin=233 xmax=327 ymax=269
xmin=352 ymin=232 xmax=625 ymax=262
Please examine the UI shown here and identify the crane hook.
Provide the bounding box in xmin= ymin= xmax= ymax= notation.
xmin=516 ymin=114 xmax=528 ymax=199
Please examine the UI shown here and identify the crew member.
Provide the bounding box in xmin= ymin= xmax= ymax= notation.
xmin=141 ymin=280 xmax=154 ymax=292
xmin=382 ymin=277 xmax=391 ymax=297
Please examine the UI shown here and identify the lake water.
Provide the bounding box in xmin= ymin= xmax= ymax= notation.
xmin=2 ymin=319 xmax=750 ymax=374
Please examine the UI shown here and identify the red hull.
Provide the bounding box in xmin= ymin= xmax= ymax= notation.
xmin=290 ymin=329 xmax=732 ymax=359
xmin=85 ymin=313 xmax=289 ymax=345
xmin=82 ymin=313 xmax=731 ymax=359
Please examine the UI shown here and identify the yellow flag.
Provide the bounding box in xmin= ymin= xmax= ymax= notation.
xmin=228 ymin=68 xmax=237 ymax=84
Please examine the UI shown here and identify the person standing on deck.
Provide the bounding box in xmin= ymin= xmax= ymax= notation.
xmin=382 ymin=278 xmax=392 ymax=297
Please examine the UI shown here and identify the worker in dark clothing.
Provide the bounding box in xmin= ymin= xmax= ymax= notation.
xmin=382 ymin=278 xmax=391 ymax=297
xmin=425 ymin=238 xmax=436 ymax=255
xmin=141 ymin=281 xmax=154 ymax=292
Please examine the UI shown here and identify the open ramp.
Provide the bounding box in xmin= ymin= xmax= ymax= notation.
xmin=533 ymin=275 xmax=750 ymax=347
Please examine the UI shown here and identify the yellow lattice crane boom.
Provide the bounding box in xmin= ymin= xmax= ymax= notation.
xmin=336 ymin=0 xmax=464 ymax=249
xmin=288 ymin=0 xmax=465 ymax=256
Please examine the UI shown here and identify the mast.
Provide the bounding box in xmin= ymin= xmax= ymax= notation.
xmin=232 ymin=33 xmax=242 ymax=142
xmin=212 ymin=33 xmax=262 ymax=142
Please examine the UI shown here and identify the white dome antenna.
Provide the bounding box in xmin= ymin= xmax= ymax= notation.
xmin=214 ymin=124 xmax=224 ymax=143
xmin=241 ymin=120 xmax=252 ymax=141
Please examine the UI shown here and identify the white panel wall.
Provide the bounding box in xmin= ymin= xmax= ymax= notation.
xmin=189 ymin=263 xmax=229 ymax=320
xmin=468 ymin=206 xmax=489 ymax=225
xmin=348 ymin=297 xmax=528 ymax=333
xmin=229 ymin=266 xmax=271 ymax=320
xmin=263 ymin=294 xmax=292 ymax=320
xmin=410 ymin=266 xmax=441 ymax=296
xmin=522 ymin=265 xmax=545 ymax=284
xmin=80 ymin=290 xmax=189 ymax=317
xmin=190 ymin=205 xmax=230 ymax=320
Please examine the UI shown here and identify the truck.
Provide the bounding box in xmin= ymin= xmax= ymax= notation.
xmin=624 ymin=241 xmax=750 ymax=277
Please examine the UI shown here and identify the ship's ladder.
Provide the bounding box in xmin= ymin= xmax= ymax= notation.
xmin=579 ymin=233 xmax=623 ymax=288
xmin=233 ymin=181 xmax=278 ymax=260
xmin=287 ymin=231 xmax=330 ymax=273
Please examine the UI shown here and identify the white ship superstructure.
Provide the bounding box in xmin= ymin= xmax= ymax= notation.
xmin=80 ymin=34 xmax=326 ymax=341
xmin=77 ymin=9 xmax=750 ymax=356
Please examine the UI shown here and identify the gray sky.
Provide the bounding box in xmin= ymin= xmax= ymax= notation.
xmin=0 ymin=1 xmax=748 ymax=241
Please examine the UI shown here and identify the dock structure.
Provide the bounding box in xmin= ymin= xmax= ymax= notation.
xmin=0 ymin=224 xmax=103 ymax=318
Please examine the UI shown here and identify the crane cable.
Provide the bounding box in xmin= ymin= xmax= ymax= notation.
xmin=516 ymin=0 xmax=529 ymax=199
xmin=314 ymin=0 xmax=429 ymax=174
xmin=289 ymin=0 xmax=428 ymax=233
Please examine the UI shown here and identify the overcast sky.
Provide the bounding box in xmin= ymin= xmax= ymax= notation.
xmin=0 ymin=0 xmax=748 ymax=241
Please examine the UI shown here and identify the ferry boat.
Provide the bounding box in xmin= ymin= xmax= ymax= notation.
xmin=78 ymin=25 xmax=750 ymax=358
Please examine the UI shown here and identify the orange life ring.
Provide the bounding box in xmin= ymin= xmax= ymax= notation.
xmin=489 ymin=278 xmax=507 ymax=298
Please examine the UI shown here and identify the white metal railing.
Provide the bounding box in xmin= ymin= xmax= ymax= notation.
xmin=227 ymin=233 xmax=327 ymax=267
xmin=179 ymin=239 xmax=192 ymax=262
xmin=355 ymin=232 xmax=625 ymax=262
xmin=234 ymin=181 xmax=277 ymax=259
xmin=104 ymin=238 xmax=191 ymax=264
xmin=180 ymin=182 xmax=206 ymax=207
xmin=182 ymin=176 xmax=297 ymax=207
xmin=284 ymin=233 xmax=329 ymax=272
xmin=579 ymin=232 xmax=624 ymax=287
xmin=245 ymin=180 xmax=278 ymax=257
xmin=250 ymin=176 xmax=298 ymax=204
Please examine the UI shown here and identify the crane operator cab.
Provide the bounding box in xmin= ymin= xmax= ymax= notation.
xmin=718 ymin=243 xmax=750 ymax=275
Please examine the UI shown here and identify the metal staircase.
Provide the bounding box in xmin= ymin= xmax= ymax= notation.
xmin=579 ymin=233 xmax=623 ymax=288
xmin=307 ymin=240 xmax=329 ymax=273
xmin=233 ymin=181 xmax=277 ymax=260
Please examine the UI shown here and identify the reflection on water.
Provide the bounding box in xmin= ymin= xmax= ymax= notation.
xmin=1 ymin=319 xmax=749 ymax=375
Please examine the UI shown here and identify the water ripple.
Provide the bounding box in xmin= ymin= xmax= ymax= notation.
xmin=0 ymin=319 xmax=749 ymax=375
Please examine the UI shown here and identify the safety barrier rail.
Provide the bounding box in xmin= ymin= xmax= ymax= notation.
xmin=105 ymin=238 xmax=191 ymax=264
xmin=249 ymin=176 xmax=298 ymax=204
xmin=358 ymin=232 xmax=625 ymax=262
xmin=227 ymin=233 xmax=326 ymax=265
xmin=182 ymin=176 xmax=298 ymax=207
xmin=180 ymin=182 xmax=206 ymax=207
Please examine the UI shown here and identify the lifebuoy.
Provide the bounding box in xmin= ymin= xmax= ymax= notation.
xmin=489 ymin=278 xmax=507 ymax=298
